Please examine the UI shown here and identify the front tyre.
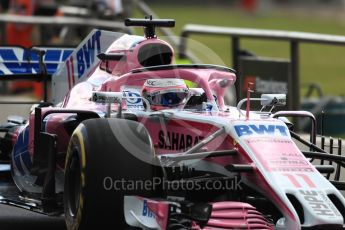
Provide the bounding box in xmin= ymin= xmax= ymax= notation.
xmin=64 ymin=118 xmax=161 ymax=230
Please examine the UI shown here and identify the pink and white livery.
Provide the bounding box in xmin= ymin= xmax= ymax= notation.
xmin=0 ymin=17 xmax=344 ymax=230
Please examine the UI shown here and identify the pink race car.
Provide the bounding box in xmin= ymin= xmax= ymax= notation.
xmin=0 ymin=17 xmax=345 ymax=230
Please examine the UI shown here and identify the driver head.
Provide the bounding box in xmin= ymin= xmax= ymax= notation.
xmin=142 ymin=78 xmax=189 ymax=111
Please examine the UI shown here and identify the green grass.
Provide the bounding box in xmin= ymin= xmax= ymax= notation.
xmin=135 ymin=4 xmax=345 ymax=96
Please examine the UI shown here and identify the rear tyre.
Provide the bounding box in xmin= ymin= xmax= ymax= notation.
xmin=64 ymin=118 xmax=161 ymax=230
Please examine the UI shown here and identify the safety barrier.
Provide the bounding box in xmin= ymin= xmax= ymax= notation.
xmin=179 ymin=24 xmax=345 ymax=110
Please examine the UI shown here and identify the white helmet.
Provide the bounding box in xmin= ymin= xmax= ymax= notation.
xmin=142 ymin=78 xmax=189 ymax=110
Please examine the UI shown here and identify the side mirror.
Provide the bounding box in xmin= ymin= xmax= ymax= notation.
xmin=91 ymin=91 xmax=123 ymax=118
xmin=91 ymin=91 xmax=151 ymax=116
xmin=261 ymin=94 xmax=286 ymax=107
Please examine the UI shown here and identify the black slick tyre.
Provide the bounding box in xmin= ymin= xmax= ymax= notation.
xmin=64 ymin=118 xmax=161 ymax=230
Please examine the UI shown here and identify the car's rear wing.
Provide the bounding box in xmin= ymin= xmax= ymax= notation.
xmin=51 ymin=29 xmax=126 ymax=105
xmin=0 ymin=29 xmax=125 ymax=105
xmin=0 ymin=46 xmax=74 ymax=104
xmin=0 ymin=46 xmax=73 ymax=75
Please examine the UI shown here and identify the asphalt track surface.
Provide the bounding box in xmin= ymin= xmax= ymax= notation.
xmin=0 ymin=94 xmax=66 ymax=230
xmin=0 ymin=173 xmax=66 ymax=230
xmin=0 ymin=204 xmax=66 ymax=230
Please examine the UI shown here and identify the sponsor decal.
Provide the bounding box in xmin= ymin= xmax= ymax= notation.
xmin=246 ymin=139 xmax=291 ymax=144
xmin=271 ymin=167 xmax=313 ymax=173
xmin=203 ymin=102 xmax=214 ymax=112
xmin=299 ymin=190 xmax=341 ymax=217
xmin=12 ymin=126 xmax=31 ymax=175
xmin=144 ymin=78 xmax=185 ymax=88
xmin=145 ymin=79 xmax=158 ymax=86
xmin=142 ymin=200 xmax=156 ymax=218
xmin=91 ymin=92 xmax=122 ymax=104
xmin=123 ymin=91 xmax=143 ymax=109
xmin=76 ymin=30 xmax=102 ymax=78
xmin=66 ymin=55 xmax=75 ymax=90
xmin=246 ymin=139 xmax=315 ymax=172
xmin=235 ymin=124 xmax=288 ymax=137
xmin=158 ymin=130 xmax=204 ymax=151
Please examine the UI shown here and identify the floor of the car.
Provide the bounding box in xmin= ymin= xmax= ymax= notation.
xmin=0 ymin=164 xmax=42 ymax=212
xmin=0 ymin=164 xmax=23 ymax=203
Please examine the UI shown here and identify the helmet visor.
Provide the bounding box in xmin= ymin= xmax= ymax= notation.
xmin=151 ymin=92 xmax=188 ymax=107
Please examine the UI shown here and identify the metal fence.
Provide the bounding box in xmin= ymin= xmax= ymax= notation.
xmin=0 ymin=14 xmax=131 ymax=45
xmin=179 ymin=24 xmax=345 ymax=110
xmin=0 ymin=1 xmax=185 ymax=46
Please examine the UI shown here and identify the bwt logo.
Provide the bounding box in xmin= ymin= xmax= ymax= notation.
xmin=235 ymin=124 xmax=288 ymax=137
xmin=76 ymin=30 xmax=102 ymax=78
xmin=142 ymin=200 xmax=156 ymax=218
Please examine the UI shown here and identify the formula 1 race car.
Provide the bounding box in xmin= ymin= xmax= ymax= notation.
xmin=0 ymin=17 xmax=345 ymax=230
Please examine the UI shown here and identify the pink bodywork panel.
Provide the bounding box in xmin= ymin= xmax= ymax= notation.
xmin=199 ymin=201 xmax=273 ymax=230
xmin=246 ymin=138 xmax=316 ymax=173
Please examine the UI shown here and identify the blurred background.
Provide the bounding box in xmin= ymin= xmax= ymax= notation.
xmin=0 ymin=0 xmax=345 ymax=136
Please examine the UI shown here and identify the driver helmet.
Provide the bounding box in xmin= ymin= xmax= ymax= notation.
xmin=142 ymin=78 xmax=189 ymax=110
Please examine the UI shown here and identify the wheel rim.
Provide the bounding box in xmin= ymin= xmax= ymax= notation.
xmin=67 ymin=150 xmax=81 ymax=218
